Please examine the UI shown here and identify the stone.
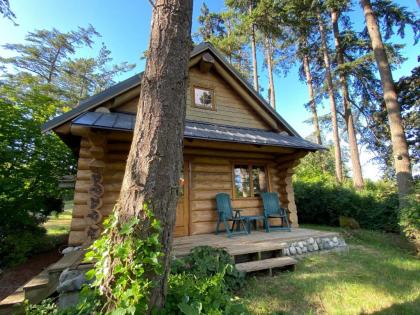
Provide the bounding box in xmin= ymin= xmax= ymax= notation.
xmin=57 ymin=269 xmax=86 ymax=293
xmin=296 ymin=247 xmax=302 ymax=255
xmin=302 ymin=247 xmax=308 ymax=253
xmin=289 ymin=246 xmax=297 ymax=255
xmin=62 ymin=247 xmax=74 ymax=255
xmin=58 ymin=291 xmax=80 ymax=310
xmin=298 ymin=241 xmax=304 ymax=248
xmin=323 ymin=241 xmax=331 ymax=250
xmin=313 ymin=242 xmax=319 ymax=251
xmin=339 ymin=216 xmax=360 ymax=229
xmin=316 ymin=238 xmax=322 ymax=245
xmin=283 ymin=248 xmax=290 ymax=256
xmin=332 ymin=237 xmax=338 ymax=243
xmin=308 ymin=244 xmax=314 ymax=252
xmin=329 ymin=241 xmax=335 ymax=248
xmin=308 ymin=237 xmax=315 ymax=244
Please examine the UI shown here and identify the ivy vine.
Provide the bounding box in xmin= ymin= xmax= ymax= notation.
xmin=83 ymin=203 xmax=163 ymax=315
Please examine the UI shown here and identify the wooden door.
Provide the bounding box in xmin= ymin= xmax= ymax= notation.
xmin=174 ymin=161 xmax=189 ymax=237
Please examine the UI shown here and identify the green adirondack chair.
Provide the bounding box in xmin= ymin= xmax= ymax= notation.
xmin=261 ymin=192 xmax=291 ymax=232
xmin=215 ymin=193 xmax=249 ymax=237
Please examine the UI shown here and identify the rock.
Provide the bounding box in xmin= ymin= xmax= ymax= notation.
xmin=323 ymin=240 xmax=331 ymax=250
xmin=307 ymin=237 xmax=315 ymax=244
xmin=329 ymin=241 xmax=335 ymax=248
xmin=316 ymin=238 xmax=322 ymax=245
xmin=313 ymin=242 xmax=319 ymax=251
xmin=298 ymin=241 xmax=304 ymax=248
xmin=296 ymin=247 xmax=302 ymax=255
xmin=283 ymin=248 xmax=290 ymax=256
xmin=289 ymin=246 xmax=297 ymax=255
xmin=339 ymin=216 xmax=360 ymax=229
xmin=332 ymin=237 xmax=338 ymax=243
xmin=302 ymin=247 xmax=308 ymax=253
xmin=308 ymin=244 xmax=314 ymax=252
xmin=57 ymin=269 xmax=86 ymax=293
xmin=58 ymin=291 xmax=80 ymax=310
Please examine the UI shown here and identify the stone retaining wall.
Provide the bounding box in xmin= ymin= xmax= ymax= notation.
xmin=282 ymin=236 xmax=347 ymax=256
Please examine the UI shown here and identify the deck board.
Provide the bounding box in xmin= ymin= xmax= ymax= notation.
xmin=173 ymin=228 xmax=339 ymax=257
xmin=236 ymin=256 xmax=297 ymax=273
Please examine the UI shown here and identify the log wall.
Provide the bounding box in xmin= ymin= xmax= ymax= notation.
xmin=68 ymin=140 xmax=301 ymax=246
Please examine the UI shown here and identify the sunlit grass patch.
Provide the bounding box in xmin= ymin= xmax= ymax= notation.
xmin=240 ymin=227 xmax=420 ymax=315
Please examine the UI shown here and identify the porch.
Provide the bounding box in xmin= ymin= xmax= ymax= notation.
xmin=173 ymin=228 xmax=346 ymax=273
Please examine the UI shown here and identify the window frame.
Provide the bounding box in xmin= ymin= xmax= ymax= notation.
xmin=191 ymin=85 xmax=216 ymax=111
xmin=231 ymin=162 xmax=270 ymax=199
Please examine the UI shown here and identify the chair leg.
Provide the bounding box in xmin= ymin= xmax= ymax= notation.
xmin=223 ymin=219 xmax=232 ymax=238
xmin=216 ymin=218 xmax=220 ymax=235
xmin=284 ymin=214 xmax=291 ymax=231
xmin=264 ymin=217 xmax=270 ymax=232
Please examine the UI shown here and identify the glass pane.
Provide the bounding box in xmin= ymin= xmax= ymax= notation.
xmin=194 ymin=88 xmax=213 ymax=109
xmin=234 ymin=165 xmax=250 ymax=198
xmin=252 ymin=166 xmax=267 ymax=196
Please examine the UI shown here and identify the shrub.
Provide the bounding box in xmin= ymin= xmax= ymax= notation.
xmin=294 ymin=179 xmax=399 ymax=231
xmin=171 ymin=246 xmax=245 ymax=291
xmin=399 ymin=183 xmax=420 ymax=254
xmin=164 ymin=270 xmax=248 ymax=315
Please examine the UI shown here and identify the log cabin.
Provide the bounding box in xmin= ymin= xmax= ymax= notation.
xmin=42 ymin=42 xmax=323 ymax=246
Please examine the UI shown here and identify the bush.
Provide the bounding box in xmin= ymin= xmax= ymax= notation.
xmin=295 ymin=179 xmax=399 ymax=231
xmin=164 ymin=270 xmax=248 ymax=315
xmin=171 ymin=246 xmax=245 ymax=291
xmin=294 ymin=151 xmax=400 ymax=232
xmin=399 ymin=183 xmax=420 ymax=254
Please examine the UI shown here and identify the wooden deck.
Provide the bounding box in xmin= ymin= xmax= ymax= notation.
xmin=173 ymin=228 xmax=339 ymax=258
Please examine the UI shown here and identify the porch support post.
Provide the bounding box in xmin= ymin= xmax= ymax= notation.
xmin=275 ymin=152 xmax=307 ymax=228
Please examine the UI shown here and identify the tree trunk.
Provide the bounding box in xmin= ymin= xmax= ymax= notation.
xmin=360 ymin=0 xmax=413 ymax=203
xmin=317 ymin=10 xmax=343 ymax=183
xmin=331 ymin=9 xmax=364 ymax=189
xmin=265 ymin=37 xmax=276 ymax=109
xmin=249 ymin=4 xmax=259 ymax=92
xmin=101 ymin=0 xmax=193 ymax=311
xmin=301 ymin=39 xmax=322 ymax=145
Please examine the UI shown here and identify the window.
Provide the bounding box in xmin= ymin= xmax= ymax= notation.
xmin=193 ymin=86 xmax=215 ymax=110
xmin=233 ymin=164 xmax=268 ymax=198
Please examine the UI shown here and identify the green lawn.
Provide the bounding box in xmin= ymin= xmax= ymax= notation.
xmin=240 ymin=226 xmax=420 ymax=315
xmin=43 ymin=201 xmax=73 ymax=236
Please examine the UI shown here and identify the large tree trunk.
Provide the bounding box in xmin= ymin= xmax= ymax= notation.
xmin=249 ymin=3 xmax=259 ymax=92
xmin=101 ymin=0 xmax=193 ymax=311
xmin=265 ymin=36 xmax=276 ymax=109
xmin=360 ymin=0 xmax=413 ymax=203
xmin=301 ymin=38 xmax=322 ymax=145
xmin=317 ymin=10 xmax=343 ymax=183
xmin=331 ymin=9 xmax=364 ymax=189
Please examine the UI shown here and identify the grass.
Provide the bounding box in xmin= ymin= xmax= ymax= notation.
xmin=43 ymin=201 xmax=73 ymax=236
xmin=239 ymin=226 xmax=420 ymax=315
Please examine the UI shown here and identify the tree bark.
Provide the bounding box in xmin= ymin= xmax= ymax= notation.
xmin=360 ymin=0 xmax=413 ymax=203
xmin=265 ymin=36 xmax=276 ymax=109
xmin=249 ymin=3 xmax=259 ymax=92
xmin=331 ymin=9 xmax=364 ymax=189
xmin=101 ymin=0 xmax=193 ymax=311
xmin=317 ymin=10 xmax=343 ymax=183
xmin=301 ymin=38 xmax=322 ymax=145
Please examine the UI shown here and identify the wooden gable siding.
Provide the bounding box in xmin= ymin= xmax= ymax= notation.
xmin=68 ymin=136 xmax=299 ymax=246
xmin=114 ymin=66 xmax=271 ymax=130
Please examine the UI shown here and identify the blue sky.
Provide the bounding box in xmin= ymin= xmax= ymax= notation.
xmin=0 ymin=0 xmax=418 ymax=179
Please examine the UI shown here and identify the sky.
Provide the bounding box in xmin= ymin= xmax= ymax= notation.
xmin=0 ymin=0 xmax=418 ymax=179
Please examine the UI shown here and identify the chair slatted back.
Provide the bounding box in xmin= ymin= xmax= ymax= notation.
xmin=215 ymin=193 xmax=234 ymax=220
xmin=261 ymin=192 xmax=283 ymax=216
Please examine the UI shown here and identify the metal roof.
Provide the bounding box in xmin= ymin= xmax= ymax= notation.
xmin=42 ymin=42 xmax=301 ymax=138
xmin=72 ymin=112 xmax=323 ymax=151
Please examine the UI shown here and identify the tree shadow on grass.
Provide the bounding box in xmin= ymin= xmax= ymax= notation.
xmin=365 ymin=297 xmax=420 ymax=315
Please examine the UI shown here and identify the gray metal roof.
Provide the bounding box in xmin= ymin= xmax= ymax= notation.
xmin=42 ymin=42 xmax=301 ymax=138
xmin=72 ymin=112 xmax=323 ymax=151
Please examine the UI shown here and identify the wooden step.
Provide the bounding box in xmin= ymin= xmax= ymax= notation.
xmin=228 ymin=241 xmax=288 ymax=256
xmin=0 ymin=288 xmax=24 ymax=315
xmin=235 ymin=256 xmax=297 ymax=274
